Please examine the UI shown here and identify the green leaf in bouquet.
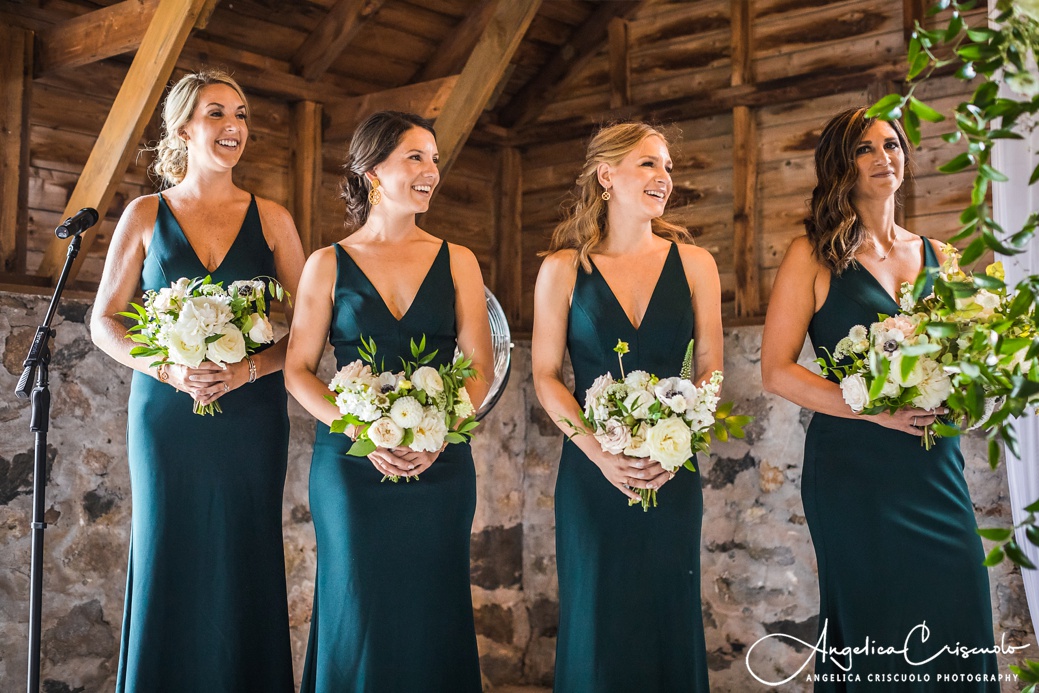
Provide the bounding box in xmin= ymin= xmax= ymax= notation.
xmin=415 ymin=390 xmax=428 ymax=405
xmin=933 ymin=421 xmax=961 ymax=438
xmin=458 ymin=418 xmax=480 ymax=433
xmin=924 ymin=322 xmax=959 ymax=339
xmin=445 ymin=432 xmax=467 ymax=445
xmin=989 ymin=437 xmax=1002 ymax=470
xmin=870 ymin=359 xmax=891 ymax=401
xmin=128 ymin=333 xmax=152 ymax=345
xmin=910 ymin=269 xmax=932 ymax=301
xmin=999 ymin=337 xmax=1031 ymax=356
xmin=982 ymin=545 xmax=1005 ymax=567
xmin=347 ymin=439 xmax=377 ymax=457
xmin=400 ymin=428 xmax=415 ymax=448
xmin=899 ymin=341 xmax=941 ymax=356
xmin=977 ymin=527 xmax=1014 ymax=542
xmin=716 ymin=401 xmax=734 ymax=418
xmin=972 ymin=273 xmax=1004 ymax=290
xmin=938 ymin=151 xmax=974 ymax=173
xmin=683 ymin=459 xmax=697 ymax=473
xmin=904 ymin=108 xmax=921 ymax=146
xmin=899 ymin=354 xmax=920 ymax=382
xmin=1005 ymin=541 xmax=1037 ymax=570
xmin=129 ymin=346 xmax=162 ymax=357
xmin=205 ymin=333 xmax=223 ymax=344
xmin=1008 ymin=289 xmax=1034 ymax=320
xmin=329 ymin=419 xmax=349 ymax=434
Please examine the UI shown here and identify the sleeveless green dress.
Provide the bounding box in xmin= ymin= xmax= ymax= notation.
xmin=300 ymin=240 xmax=481 ymax=693
xmin=554 ymin=243 xmax=710 ymax=692
xmin=804 ymin=237 xmax=998 ymax=691
xmin=117 ymin=194 xmax=293 ymax=692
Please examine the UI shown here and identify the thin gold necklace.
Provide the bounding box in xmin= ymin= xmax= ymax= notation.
xmin=870 ymin=235 xmax=896 ymax=261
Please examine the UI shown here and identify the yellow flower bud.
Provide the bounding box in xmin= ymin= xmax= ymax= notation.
xmin=985 ymin=261 xmax=1005 ymax=281
xmin=614 ymin=340 xmax=630 ymax=355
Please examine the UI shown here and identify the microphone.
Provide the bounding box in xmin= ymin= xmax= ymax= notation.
xmin=54 ymin=208 xmax=99 ymax=239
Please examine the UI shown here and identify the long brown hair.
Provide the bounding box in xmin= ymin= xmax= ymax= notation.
xmin=804 ymin=107 xmax=911 ymax=274
xmin=339 ymin=111 xmax=436 ymax=230
xmin=545 ymin=122 xmax=690 ymax=272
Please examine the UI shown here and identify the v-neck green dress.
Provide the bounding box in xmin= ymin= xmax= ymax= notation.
xmin=300 ymin=240 xmax=481 ymax=693
xmin=803 ymin=237 xmax=997 ymax=691
xmin=118 ymin=194 xmax=293 ymax=692
xmin=554 ymin=243 xmax=710 ymax=692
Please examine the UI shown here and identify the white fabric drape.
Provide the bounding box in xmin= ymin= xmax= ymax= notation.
xmin=990 ymin=0 xmax=1039 ymax=628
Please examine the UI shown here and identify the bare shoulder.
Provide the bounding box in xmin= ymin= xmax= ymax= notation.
xmin=676 ymin=242 xmax=718 ymax=271
xmin=119 ymin=194 xmax=160 ymax=231
xmin=302 ymin=243 xmax=338 ymax=277
xmin=446 ymin=241 xmax=480 ymax=271
xmin=254 ymin=196 xmax=295 ymax=227
xmin=781 ymin=235 xmax=822 ymax=271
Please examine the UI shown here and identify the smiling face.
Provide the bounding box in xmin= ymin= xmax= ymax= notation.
xmin=368 ymin=126 xmax=440 ymax=215
xmin=851 ymin=119 xmax=905 ymax=202
xmin=598 ymin=134 xmax=673 ymax=219
xmin=179 ymin=83 xmax=248 ymax=174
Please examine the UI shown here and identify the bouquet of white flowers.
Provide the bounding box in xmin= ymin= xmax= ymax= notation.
xmin=572 ymin=339 xmax=749 ymax=510
xmin=120 ymin=275 xmax=287 ymax=415
xmin=817 ymin=244 xmax=1036 ymax=450
xmin=327 ymin=335 xmax=479 ymax=482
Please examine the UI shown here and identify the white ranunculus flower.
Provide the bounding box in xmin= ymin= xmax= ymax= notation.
xmin=367 ymin=416 xmax=404 ymax=448
xmin=645 ymin=416 xmax=693 ymax=472
xmin=842 ymin=374 xmax=870 ymax=413
xmin=246 ymin=312 xmax=274 ymax=344
xmin=911 ymin=359 xmax=952 ymax=410
xmin=622 ymin=389 xmax=654 ymax=419
xmin=411 ymin=366 xmax=444 ymax=396
xmin=411 ymin=407 xmax=448 ymax=452
xmin=207 ymin=326 xmax=247 ymax=367
xmin=595 ymin=418 xmax=632 ymax=454
xmin=166 ymin=323 xmax=207 ymax=368
xmin=389 ymin=396 xmax=423 ymax=429
xmin=653 ymin=377 xmax=698 ymax=415
xmin=150 ymin=288 xmax=176 ymax=314
xmin=454 ymin=387 xmax=475 ymax=418
xmin=624 ymin=370 xmax=652 ymax=391
xmin=329 ymin=360 xmax=374 ymax=392
xmin=179 ymin=295 xmax=233 ymax=338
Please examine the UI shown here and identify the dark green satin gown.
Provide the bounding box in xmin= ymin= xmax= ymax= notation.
xmin=118 ymin=194 xmax=293 ymax=692
xmin=554 ymin=243 xmax=710 ymax=692
xmin=804 ymin=237 xmax=998 ymax=691
xmin=300 ymin=240 xmax=481 ymax=693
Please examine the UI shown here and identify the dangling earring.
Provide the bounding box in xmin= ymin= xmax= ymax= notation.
xmin=368 ymin=178 xmax=382 ymax=206
xmin=601 ymin=188 xmax=611 ymax=201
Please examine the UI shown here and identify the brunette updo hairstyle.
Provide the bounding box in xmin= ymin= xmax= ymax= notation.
xmin=545 ymin=122 xmax=690 ymax=272
xmin=340 ymin=111 xmax=437 ymax=230
xmin=804 ymin=107 xmax=911 ymax=274
xmin=151 ymin=68 xmax=249 ymax=188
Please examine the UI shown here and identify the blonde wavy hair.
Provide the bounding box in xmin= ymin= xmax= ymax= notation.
xmin=805 ymin=107 xmax=911 ymax=274
xmin=150 ymin=69 xmax=249 ymax=188
xmin=545 ymin=122 xmax=691 ymax=272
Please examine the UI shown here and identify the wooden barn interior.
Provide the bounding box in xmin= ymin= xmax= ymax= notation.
xmin=5 ymin=1 xmax=1027 ymax=691
xmin=0 ymin=0 xmax=982 ymax=333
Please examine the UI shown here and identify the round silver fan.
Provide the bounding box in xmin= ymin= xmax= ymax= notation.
xmin=468 ymin=286 xmax=512 ymax=420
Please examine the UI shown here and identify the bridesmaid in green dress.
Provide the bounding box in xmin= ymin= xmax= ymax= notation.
xmin=761 ymin=107 xmax=998 ymax=691
xmin=90 ymin=70 xmax=305 ymax=692
xmin=532 ymin=123 xmax=722 ymax=692
xmin=284 ymin=111 xmax=493 ymax=692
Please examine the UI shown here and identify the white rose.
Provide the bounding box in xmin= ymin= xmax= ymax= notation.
xmin=583 ymin=374 xmax=615 ymax=419
xmin=653 ymin=377 xmax=698 ymax=415
xmin=911 ymin=359 xmax=952 ymax=410
xmin=150 ymin=288 xmax=175 ymax=314
xmin=411 ymin=366 xmax=444 ymax=396
xmin=170 ymin=277 xmax=191 ymax=299
xmin=367 ymin=416 xmax=404 ymax=448
xmin=622 ymin=389 xmax=654 ymax=419
xmin=893 ymin=354 xmax=926 ymax=388
xmin=454 ymin=387 xmax=475 ymax=418
xmin=206 ymin=326 xmax=247 ymax=367
xmin=246 ymin=312 xmax=274 ymax=344
xmin=624 ymin=370 xmax=652 ymax=391
xmin=411 ymin=407 xmax=449 ymax=452
xmin=624 ymin=431 xmax=651 ymax=458
xmin=841 ymin=374 xmax=870 ymax=413
xmin=644 ymin=416 xmax=693 ymax=472
xmin=389 ymin=396 xmax=423 ymax=429
xmin=594 ymin=418 xmax=632 ymax=455
xmin=879 ymin=374 xmax=901 ymax=398
xmin=166 ymin=323 xmax=206 ymax=368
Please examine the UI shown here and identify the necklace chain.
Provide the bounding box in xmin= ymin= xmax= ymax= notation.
xmin=871 ymin=235 xmax=896 ymax=261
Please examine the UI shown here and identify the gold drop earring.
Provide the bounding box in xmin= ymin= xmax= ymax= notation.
xmin=368 ymin=178 xmax=382 ymax=206
xmin=601 ymin=187 xmax=611 ymax=201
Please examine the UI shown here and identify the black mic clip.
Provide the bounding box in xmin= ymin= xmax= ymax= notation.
xmin=55 ymin=208 xmax=99 ymax=239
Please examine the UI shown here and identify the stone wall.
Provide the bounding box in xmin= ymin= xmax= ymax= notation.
xmin=0 ymin=289 xmax=1034 ymax=691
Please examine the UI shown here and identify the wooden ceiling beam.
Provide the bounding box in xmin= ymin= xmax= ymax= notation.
xmin=291 ymin=0 xmax=386 ymax=81
xmin=324 ymin=75 xmax=459 ymax=141
xmin=411 ymin=0 xmax=497 ymax=83
xmin=290 ymin=101 xmax=323 ymax=256
xmin=0 ymin=25 xmax=32 ymax=274
xmin=435 ymin=0 xmax=543 ymax=176
xmin=33 ymin=0 xmax=219 ymax=76
xmin=37 ymin=0 xmax=213 ymax=282
xmin=497 ymin=0 xmax=640 ymax=129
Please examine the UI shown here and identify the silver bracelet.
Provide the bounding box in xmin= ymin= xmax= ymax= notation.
xmin=247 ymin=355 xmax=257 ymax=384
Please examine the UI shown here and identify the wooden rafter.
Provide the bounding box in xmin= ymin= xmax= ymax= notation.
xmin=607 ymin=17 xmax=631 ymax=109
xmin=434 ymin=0 xmax=543 ymax=176
xmin=731 ymin=0 xmax=759 ymax=317
xmin=0 ymin=25 xmax=32 ymax=274
xmin=35 ymin=0 xmax=159 ymax=76
xmin=291 ymin=0 xmax=386 ymax=81
xmin=411 ymin=0 xmax=497 ymax=83
xmin=323 ymin=76 xmax=459 ymax=141
xmin=497 ymin=0 xmax=640 ymax=129
xmin=290 ymin=101 xmax=323 ymax=257
xmin=903 ymin=0 xmax=928 ymax=42
xmin=493 ymin=147 xmax=522 ymax=325
xmin=37 ymin=0 xmax=214 ymax=282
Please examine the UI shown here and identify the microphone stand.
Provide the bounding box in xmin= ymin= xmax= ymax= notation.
xmin=15 ymin=233 xmax=83 ymax=693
